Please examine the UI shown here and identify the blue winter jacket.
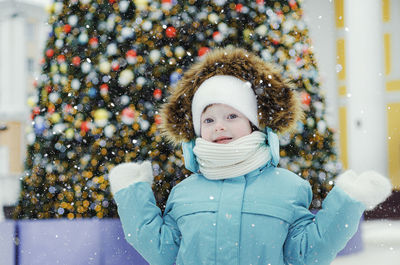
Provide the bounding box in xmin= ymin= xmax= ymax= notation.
xmin=114 ymin=163 xmax=365 ymax=265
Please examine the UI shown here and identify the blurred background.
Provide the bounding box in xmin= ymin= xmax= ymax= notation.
xmin=0 ymin=0 xmax=399 ymax=264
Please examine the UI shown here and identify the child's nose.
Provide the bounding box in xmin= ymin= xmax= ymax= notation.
xmin=214 ymin=121 xmax=226 ymax=131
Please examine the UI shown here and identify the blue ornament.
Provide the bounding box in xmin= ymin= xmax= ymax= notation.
xmin=34 ymin=117 xmax=46 ymax=135
xmin=88 ymin=87 xmax=97 ymax=98
xmin=296 ymin=121 xmax=304 ymax=133
xmin=169 ymin=71 xmax=182 ymax=85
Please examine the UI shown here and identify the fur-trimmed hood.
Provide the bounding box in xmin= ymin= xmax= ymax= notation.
xmin=159 ymin=47 xmax=303 ymax=145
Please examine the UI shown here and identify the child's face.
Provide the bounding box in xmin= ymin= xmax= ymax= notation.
xmin=200 ymin=104 xmax=252 ymax=144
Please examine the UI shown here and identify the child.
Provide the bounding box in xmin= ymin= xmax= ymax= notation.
xmin=109 ymin=48 xmax=392 ymax=265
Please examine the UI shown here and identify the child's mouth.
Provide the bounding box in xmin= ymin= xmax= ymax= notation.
xmin=213 ymin=137 xmax=233 ymax=144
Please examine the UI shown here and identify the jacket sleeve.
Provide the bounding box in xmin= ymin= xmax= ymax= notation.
xmin=283 ymin=184 xmax=365 ymax=265
xmin=114 ymin=182 xmax=181 ymax=265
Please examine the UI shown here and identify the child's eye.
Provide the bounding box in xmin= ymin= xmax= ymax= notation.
xmin=203 ymin=118 xmax=214 ymax=124
xmin=228 ymin=114 xmax=238 ymax=119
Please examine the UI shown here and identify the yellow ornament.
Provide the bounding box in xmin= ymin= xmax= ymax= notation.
xmin=94 ymin=109 xmax=109 ymax=127
xmin=99 ymin=60 xmax=111 ymax=74
xmin=65 ymin=128 xmax=74 ymax=139
xmin=51 ymin=113 xmax=61 ymax=123
xmin=60 ymin=63 xmax=68 ymax=74
xmin=134 ymin=0 xmax=148 ymax=10
xmin=51 ymin=64 xmax=58 ymax=73
xmin=27 ymin=96 xmax=37 ymax=107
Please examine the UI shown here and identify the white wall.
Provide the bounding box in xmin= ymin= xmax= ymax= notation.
xmin=0 ymin=0 xmax=48 ymax=219
xmin=302 ymin=0 xmax=338 ymax=129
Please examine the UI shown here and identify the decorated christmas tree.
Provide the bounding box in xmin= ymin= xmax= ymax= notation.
xmin=15 ymin=0 xmax=340 ymax=219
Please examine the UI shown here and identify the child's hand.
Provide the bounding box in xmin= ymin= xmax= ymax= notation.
xmin=108 ymin=161 xmax=154 ymax=195
xmin=335 ymin=170 xmax=392 ymax=210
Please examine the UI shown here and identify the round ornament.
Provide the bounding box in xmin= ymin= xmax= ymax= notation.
xmin=94 ymin=109 xmax=109 ymax=127
xmin=104 ymin=124 xmax=116 ymax=138
xmin=99 ymin=60 xmax=111 ymax=74
xmin=121 ymin=107 xmax=135 ymax=124
xmin=118 ymin=69 xmax=134 ymax=86
xmin=72 ymin=56 xmax=81 ymax=66
xmin=89 ymin=37 xmax=99 ymax=49
xmin=166 ymin=26 xmax=177 ymax=38
xmin=301 ymin=91 xmax=311 ymax=106
xmin=174 ymin=46 xmax=185 ymax=58
xmin=71 ymin=79 xmax=81 ymax=90
xmin=46 ymin=49 xmax=54 ymax=58
xmin=68 ymin=15 xmax=78 ymax=27
xmin=153 ymin=89 xmax=162 ymax=100
xmin=149 ymin=49 xmax=161 ymax=63
xmin=198 ymin=47 xmax=210 ymax=57
xmin=100 ymin=84 xmax=109 ymax=96
xmin=126 ymin=50 xmax=137 ymax=64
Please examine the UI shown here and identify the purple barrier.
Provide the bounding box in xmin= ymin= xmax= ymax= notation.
xmin=310 ymin=209 xmax=364 ymax=256
xmin=337 ymin=215 xmax=364 ymax=256
xmin=0 ymin=221 xmax=16 ymax=265
xmin=18 ymin=219 xmax=148 ymax=265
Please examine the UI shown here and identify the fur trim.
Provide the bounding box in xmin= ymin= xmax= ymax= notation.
xmin=335 ymin=170 xmax=392 ymax=210
xmin=159 ymin=47 xmax=303 ymax=145
xmin=108 ymin=161 xmax=154 ymax=194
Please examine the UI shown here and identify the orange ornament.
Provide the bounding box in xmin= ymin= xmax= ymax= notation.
xmin=166 ymin=26 xmax=177 ymax=38
xmin=301 ymin=92 xmax=311 ymax=106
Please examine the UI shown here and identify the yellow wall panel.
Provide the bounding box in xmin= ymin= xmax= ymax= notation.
xmin=387 ymin=80 xmax=400 ymax=91
xmin=382 ymin=0 xmax=390 ymax=22
xmin=339 ymin=107 xmax=348 ymax=169
xmin=387 ymin=103 xmax=400 ymax=189
xmin=384 ymin=33 xmax=391 ymax=75
xmin=335 ymin=0 xmax=344 ymax=28
xmin=337 ymin=39 xmax=346 ymax=80
xmin=0 ymin=121 xmax=23 ymax=173
xmin=339 ymin=85 xmax=346 ymax=96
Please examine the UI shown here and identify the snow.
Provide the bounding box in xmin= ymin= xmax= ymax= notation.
xmin=332 ymin=220 xmax=400 ymax=265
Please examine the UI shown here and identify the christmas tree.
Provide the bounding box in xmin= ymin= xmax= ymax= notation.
xmin=15 ymin=0 xmax=339 ymax=219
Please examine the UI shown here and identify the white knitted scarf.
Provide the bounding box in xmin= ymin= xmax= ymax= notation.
xmin=193 ymin=131 xmax=271 ymax=180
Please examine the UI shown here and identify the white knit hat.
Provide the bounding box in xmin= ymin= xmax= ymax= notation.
xmin=191 ymin=75 xmax=259 ymax=136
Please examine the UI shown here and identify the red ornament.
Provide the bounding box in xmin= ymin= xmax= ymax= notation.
xmin=48 ymin=105 xmax=55 ymax=114
xmin=166 ymin=26 xmax=177 ymax=38
xmin=271 ymin=39 xmax=280 ymax=45
xmin=46 ymin=49 xmax=54 ymax=58
xmin=256 ymin=0 xmax=264 ymax=5
xmin=235 ymin=3 xmax=243 ymax=12
xmin=64 ymin=24 xmax=71 ymax=33
xmin=301 ymin=92 xmax=311 ymax=106
xmin=81 ymin=121 xmax=90 ymax=133
xmin=72 ymin=56 xmax=81 ymax=66
xmin=40 ymin=57 xmax=45 ymax=65
xmin=153 ymin=89 xmax=162 ymax=100
xmin=212 ymin=31 xmax=222 ymax=42
xmin=89 ymin=37 xmax=99 ymax=48
xmin=33 ymin=106 xmax=40 ymax=115
xmin=63 ymin=104 xmax=73 ymax=114
xmin=126 ymin=49 xmax=137 ymax=58
xmin=111 ymin=60 xmax=120 ymax=71
xmin=121 ymin=108 xmax=135 ymax=124
xmin=154 ymin=114 xmax=162 ymax=125
xmin=289 ymin=0 xmax=298 ymax=9
xmin=57 ymin=54 xmax=66 ymax=63
xmin=108 ymin=0 xmax=116 ymax=3
xmin=100 ymin=84 xmax=109 ymax=96
xmin=198 ymin=47 xmax=210 ymax=57
xmin=45 ymin=85 xmax=52 ymax=93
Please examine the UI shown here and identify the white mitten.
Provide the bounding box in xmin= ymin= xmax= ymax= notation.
xmin=335 ymin=170 xmax=392 ymax=210
xmin=108 ymin=161 xmax=154 ymax=195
